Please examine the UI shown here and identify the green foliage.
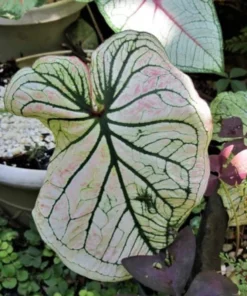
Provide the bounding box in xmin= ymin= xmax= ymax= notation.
xmin=225 ymin=27 xmax=247 ymax=54
xmin=215 ymin=68 xmax=247 ymax=93
xmin=220 ymin=253 xmax=247 ymax=294
xmin=0 ymin=213 xmax=139 ymax=295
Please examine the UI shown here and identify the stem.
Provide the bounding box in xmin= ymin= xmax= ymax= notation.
xmin=191 ymin=189 xmax=228 ymax=281
xmin=86 ymin=4 xmax=104 ymax=43
xmin=220 ymin=179 xmax=240 ymax=257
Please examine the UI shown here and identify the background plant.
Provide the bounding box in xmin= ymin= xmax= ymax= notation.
xmin=0 ymin=212 xmax=139 ymax=296
xmin=215 ymin=68 xmax=247 ymax=93
xmin=225 ymin=26 xmax=247 ymax=54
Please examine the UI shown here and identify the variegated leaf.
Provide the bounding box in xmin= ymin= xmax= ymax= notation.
xmin=211 ymin=91 xmax=247 ymax=144
xmin=0 ymin=0 xmax=45 ymax=19
xmin=218 ymin=180 xmax=247 ymax=226
xmin=95 ymin=0 xmax=224 ymax=74
xmin=4 ymin=31 xmax=212 ymax=281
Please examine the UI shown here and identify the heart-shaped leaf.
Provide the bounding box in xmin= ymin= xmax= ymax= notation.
xmin=95 ymin=0 xmax=224 ymax=74
xmin=0 ymin=0 xmax=45 ymax=20
xmin=185 ymin=271 xmax=238 ymax=296
xmin=122 ymin=227 xmax=196 ymax=295
xmin=4 ymin=31 xmax=212 ymax=281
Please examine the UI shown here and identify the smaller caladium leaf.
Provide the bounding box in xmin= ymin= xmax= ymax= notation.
xmin=122 ymin=227 xmax=195 ymax=295
xmin=95 ymin=0 xmax=224 ymax=74
xmin=0 ymin=0 xmax=46 ymax=19
xmin=211 ymin=91 xmax=247 ymax=144
xmin=216 ymin=144 xmax=247 ymax=226
xmin=185 ymin=271 xmax=238 ymax=296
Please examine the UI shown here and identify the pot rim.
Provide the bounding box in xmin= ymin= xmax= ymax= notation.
xmin=0 ymin=0 xmax=86 ymax=26
xmin=0 ymin=164 xmax=46 ymax=190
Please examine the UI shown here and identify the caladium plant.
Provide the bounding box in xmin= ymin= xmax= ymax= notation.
xmin=92 ymin=0 xmax=224 ymax=74
xmin=4 ymin=31 xmax=212 ymax=281
xmin=1 ymin=0 xmax=223 ymax=74
xmin=211 ymin=91 xmax=247 ymax=145
xmin=210 ymin=93 xmax=247 ymax=226
xmin=122 ymin=227 xmax=238 ymax=296
xmin=0 ymin=0 xmax=46 ymax=19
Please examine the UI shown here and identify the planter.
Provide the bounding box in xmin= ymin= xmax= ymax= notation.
xmin=0 ymin=0 xmax=86 ymax=62
xmin=0 ymin=164 xmax=46 ymax=226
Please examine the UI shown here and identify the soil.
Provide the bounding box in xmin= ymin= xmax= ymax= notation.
xmin=0 ymin=147 xmax=54 ymax=170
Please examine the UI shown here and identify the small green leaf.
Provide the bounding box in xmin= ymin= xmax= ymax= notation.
xmin=230 ymin=67 xmax=247 ymax=78
xmin=0 ymin=241 xmax=9 ymax=250
xmin=53 ymin=293 xmax=62 ymax=296
xmin=2 ymin=277 xmax=17 ymax=289
xmin=30 ymin=281 xmax=40 ymax=293
xmin=53 ymin=257 xmax=61 ymax=265
xmin=6 ymin=245 xmax=13 ymax=254
xmin=65 ymin=19 xmax=99 ymax=50
xmin=86 ymin=282 xmax=101 ymax=292
xmin=24 ymin=230 xmax=41 ymax=246
xmin=40 ymin=260 xmax=49 ymax=270
xmin=42 ymin=268 xmax=52 ymax=280
xmin=17 ymin=282 xmax=29 ymax=296
xmin=45 ymin=277 xmax=59 ymax=287
xmin=2 ymin=264 xmax=16 ymax=277
xmin=215 ymin=79 xmax=230 ymax=93
xmin=0 ymin=250 xmax=8 ymax=258
xmin=12 ymin=259 xmax=23 ymax=269
xmin=43 ymin=247 xmax=54 ymax=257
xmin=19 ymin=253 xmax=42 ymax=268
xmin=27 ymin=247 xmax=42 ymax=257
xmin=79 ymin=291 xmax=88 ymax=296
xmin=231 ymin=80 xmax=247 ymax=92
xmin=0 ymin=217 xmax=8 ymax=226
xmin=58 ymin=279 xmax=68 ymax=292
xmin=17 ymin=270 xmax=29 ymax=282
xmin=0 ymin=229 xmax=18 ymax=241
xmin=190 ymin=216 xmax=202 ymax=235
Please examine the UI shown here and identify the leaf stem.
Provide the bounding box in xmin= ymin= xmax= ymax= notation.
xmin=219 ymin=179 xmax=240 ymax=257
xmin=86 ymin=4 xmax=104 ymax=43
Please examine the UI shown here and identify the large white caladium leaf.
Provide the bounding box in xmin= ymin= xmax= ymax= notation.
xmin=0 ymin=0 xmax=45 ymax=19
xmin=94 ymin=0 xmax=224 ymax=74
xmin=4 ymin=31 xmax=212 ymax=281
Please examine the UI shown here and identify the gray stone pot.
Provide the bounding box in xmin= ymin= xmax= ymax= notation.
xmin=0 ymin=164 xmax=45 ymax=226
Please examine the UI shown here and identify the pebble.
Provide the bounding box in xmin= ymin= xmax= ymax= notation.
xmin=223 ymin=243 xmax=233 ymax=252
xmin=0 ymin=86 xmax=55 ymax=159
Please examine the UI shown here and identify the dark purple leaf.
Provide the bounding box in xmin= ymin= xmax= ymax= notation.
xmin=122 ymin=227 xmax=195 ymax=296
xmin=205 ymin=175 xmax=219 ymax=197
xmin=223 ymin=138 xmax=247 ymax=155
xmin=185 ymin=271 xmax=238 ymax=296
xmin=209 ymin=155 xmax=221 ymax=173
xmin=219 ymin=117 xmax=243 ymax=138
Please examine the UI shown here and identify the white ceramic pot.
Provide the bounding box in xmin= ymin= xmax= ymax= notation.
xmin=0 ymin=0 xmax=86 ymax=62
xmin=0 ymin=164 xmax=46 ymax=225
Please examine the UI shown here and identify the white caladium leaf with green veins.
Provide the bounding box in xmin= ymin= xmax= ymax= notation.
xmin=94 ymin=0 xmax=224 ymax=74
xmin=0 ymin=0 xmax=45 ymax=19
xmin=4 ymin=31 xmax=212 ymax=281
xmin=218 ymin=180 xmax=247 ymax=226
xmin=211 ymin=91 xmax=247 ymax=144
